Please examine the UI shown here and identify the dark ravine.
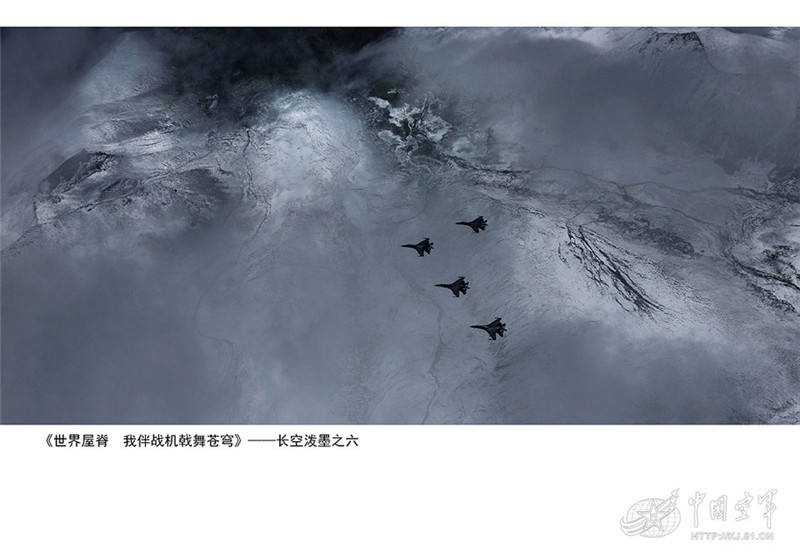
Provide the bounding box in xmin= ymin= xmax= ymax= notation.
xmin=564 ymin=224 xmax=663 ymax=315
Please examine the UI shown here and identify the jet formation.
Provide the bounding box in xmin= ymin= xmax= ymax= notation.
xmin=401 ymin=216 xmax=505 ymax=340
xmin=470 ymin=318 xmax=506 ymax=340
xmin=401 ymin=238 xmax=433 ymax=257
xmin=435 ymin=276 xmax=469 ymax=297
xmin=456 ymin=216 xmax=487 ymax=233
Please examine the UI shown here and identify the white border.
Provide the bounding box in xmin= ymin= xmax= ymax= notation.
xmin=2 ymin=11 xmax=799 ymax=551
xmin=1 ymin=425 xmax=798 ymax=550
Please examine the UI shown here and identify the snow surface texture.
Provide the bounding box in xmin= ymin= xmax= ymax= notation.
xmin=2 ymin=28 xmax=798 ymax=423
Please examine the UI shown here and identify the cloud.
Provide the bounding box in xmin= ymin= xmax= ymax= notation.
xmin=495 ymin=319 xmax=750 ymax=423
xmin=1 ymin=233 xmax=236 ymax=423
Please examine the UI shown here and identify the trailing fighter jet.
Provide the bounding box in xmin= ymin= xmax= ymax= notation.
xmin=470 ymin=317 xmax=506 ymax=340
xmin=401 ymin=238 xmax=433 ymax=257
xmin=456 ymin=216 xmax=487 ymax=233
xmin=435 ymin=276 xmax=470 ymax=297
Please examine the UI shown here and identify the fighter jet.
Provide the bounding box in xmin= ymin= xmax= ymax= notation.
xmin=456 ymin=216 xmax=487 ymax=233
xmin=401 ymin=238 xmax=433 ymax=257
xmin=435 ymin=276 xmax=470 ymax=297
xmin=470 ymin=317 xmax=506 ymax=340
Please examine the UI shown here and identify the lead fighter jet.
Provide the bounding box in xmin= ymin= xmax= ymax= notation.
xmin=435 ymin=276 xmax=470 ymax=297
xmin=401 ymin=238 xmax=433 ymax=257
xmin=456 ymin=216 xmax=487 ymax=233
xmin=470 ymin=317 xmax=506 ymax=340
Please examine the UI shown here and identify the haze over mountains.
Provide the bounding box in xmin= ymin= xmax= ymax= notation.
xmin=2 ymin=27 xmax=798 ymax=423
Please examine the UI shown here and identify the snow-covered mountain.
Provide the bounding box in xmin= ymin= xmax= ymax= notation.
xmin=2 ymin=27 xmax=798 ymax=423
